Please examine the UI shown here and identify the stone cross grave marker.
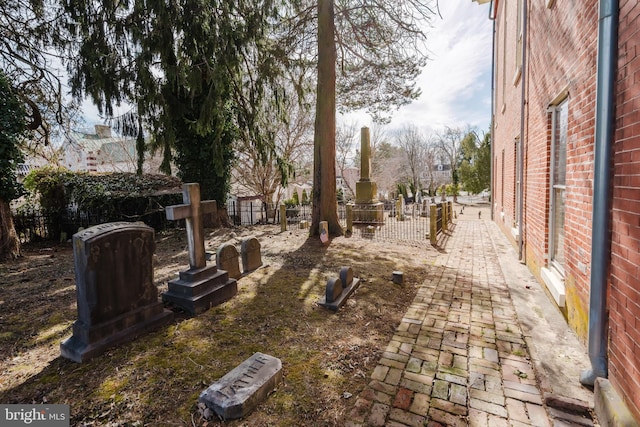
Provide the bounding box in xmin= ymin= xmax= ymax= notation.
xmin=217 ymin=243 xmax=241 ymax=279
xmin=199 ymin=352 xmax=282 ymax=420
xmin=317 ymin=267 xmax=361 ymax=311
xmin=60 ymin=222 xmax=173 ymax=363
xmin=166 ymin=183 xmax=217 ymax=269
xmin=162 ymin=183 xmax=237 ymax=315
xmin=241 ymin=236 xmax=263 ymax=273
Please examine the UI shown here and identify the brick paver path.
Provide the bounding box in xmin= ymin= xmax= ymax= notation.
xmin=346 ymin=217 xmax=552 ymax=427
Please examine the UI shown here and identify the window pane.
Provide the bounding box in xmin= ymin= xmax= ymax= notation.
xmin=552 ymin=187 xmax=565 ymax=267
xmin=554 ymin=101 xmax=568 ymax=186
xmin=550 ymin=99 xmax=568 ymax=272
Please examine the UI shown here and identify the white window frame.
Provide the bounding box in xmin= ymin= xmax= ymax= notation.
xmin=548 ymin=98 xmax=568 ymax=276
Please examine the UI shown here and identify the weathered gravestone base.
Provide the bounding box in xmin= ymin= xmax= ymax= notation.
xmin=60 ymin=222 xmax=173 ymax=363
xmin=317 ymin=267 xmax=361 ymax=311
xmin=199 ymin=352 xmax=282 ymax=420
xmin=163 ymin=265 xmax=237 ymax=315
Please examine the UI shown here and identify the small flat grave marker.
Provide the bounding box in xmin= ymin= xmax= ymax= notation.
xmin=392 ymin=271 xmax=404 ymax=284
xmin=199 ymin=352 xmax=282 ymax=420
xmin=318 ymin=267 xmax=361 ymax=311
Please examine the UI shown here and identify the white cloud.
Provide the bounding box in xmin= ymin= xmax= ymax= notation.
xmin=341 ymin=0 xmax=493 ymax=134
xmin=78 ymin=0 xmax=494 ymax=137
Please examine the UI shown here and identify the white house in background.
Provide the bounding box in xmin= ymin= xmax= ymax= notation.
xmin=338 ymin=166 xmax=359 ymax=200
xmin=62 ymin=125 xmax=138 ymax=173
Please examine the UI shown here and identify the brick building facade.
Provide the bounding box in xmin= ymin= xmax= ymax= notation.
xmin=487 ymin=0 xmax=640 ymax=421
xmin=610 ymin=0 xmax=640 ymax=418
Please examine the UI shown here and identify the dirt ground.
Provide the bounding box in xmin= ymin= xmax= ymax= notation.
xmin=0 ymin=224 xmax=441 ymax=426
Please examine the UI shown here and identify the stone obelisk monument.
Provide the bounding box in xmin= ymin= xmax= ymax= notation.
xmin=354 ymin=127 xmax=384 ymax=223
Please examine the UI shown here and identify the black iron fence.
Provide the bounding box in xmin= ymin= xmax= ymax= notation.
xmin=278 ymin=201 xmax=452 ymax=244
xmin=12 ymin=207 xmax=175 ymax=243
xmin=13 ymin=200 xmax=453 ymax=245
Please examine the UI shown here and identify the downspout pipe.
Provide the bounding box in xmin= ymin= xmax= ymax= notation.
xmin=489 ymin=0 xmax=496 ymax=220
xmin=580 ymin=0 xmax=618 ymax=386
xmin=517 ymin=0 xmax=527 ymax=260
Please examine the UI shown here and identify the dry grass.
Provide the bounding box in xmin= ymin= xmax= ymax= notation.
xmin=0 ymin=224 xmax=440 ymax=426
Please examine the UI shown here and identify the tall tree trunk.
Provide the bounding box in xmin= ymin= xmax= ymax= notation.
xmin=311 ymin=0 xmax=343 ymax=237
xmin=0 ymin=199 xmax=21 ymax=260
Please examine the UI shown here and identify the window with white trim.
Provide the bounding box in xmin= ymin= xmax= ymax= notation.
xmin=549 ymin=99 xmax=568 ymax=275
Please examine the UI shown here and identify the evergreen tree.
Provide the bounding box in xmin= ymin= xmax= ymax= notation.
xmin=458 ymin=130 xmax=491 ymax=195
xmin=0 ymin=72 xmax=27 ymax=260
xmin=60 ymin=0 xmax=289 ymax=203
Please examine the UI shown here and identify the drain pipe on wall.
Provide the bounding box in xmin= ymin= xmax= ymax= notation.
xmin=517 ymin=0 xmax=527 ymax=261
xmin=580 ymin=0 xmax=618 ymax=387
xmin=489 ymin=0 xmax=497 ymax=221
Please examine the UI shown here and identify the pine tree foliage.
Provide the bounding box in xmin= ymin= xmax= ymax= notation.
xmin=0 ymin=73 xmax=26 ymax=202
xmin=60 ymin=0 xmax=292 ymax=200
xmin=0 ymin=71 xmax=27 ymax=259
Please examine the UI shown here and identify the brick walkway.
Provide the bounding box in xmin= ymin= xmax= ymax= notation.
xmin=345 ymin=209 xmax=593 ymax=427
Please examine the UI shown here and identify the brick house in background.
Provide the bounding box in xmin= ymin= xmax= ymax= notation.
xmin=480 ymin=0 xmax=640 ymax=422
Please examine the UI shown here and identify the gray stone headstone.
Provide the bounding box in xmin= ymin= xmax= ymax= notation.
xmin=318 ymin=267 xmax=361 ymax=311
xmin=216 ymin=243 xmax=241 ymax=279
xmin=340 ymin=266 xmax=353 ymax=287
xmin=199 ymin=352 xmax=282 ymax=420
xmin=60 ymin=222 xmax=173 ymax=363
xmin=326 ymin=278 xmax=343 ymax=303
xmin=241 ymin=237 xmax=262 ymax=273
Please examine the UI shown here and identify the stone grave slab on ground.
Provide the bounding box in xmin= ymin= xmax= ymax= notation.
xmin=317 ymin=267 xmax=361 ymax=311
xmin=60 ymin=222 xmax=173 ymax=363
xmin=241 ymin=236 xmax=263 ymax=273
xmin=162 ymin=183 xmax=237 ymax=315
xmin=199 ymin=352 xmax=282 ymax=420
xmin=216 ymin=243 xmax=241 ymax=279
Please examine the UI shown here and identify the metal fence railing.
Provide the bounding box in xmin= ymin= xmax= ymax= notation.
xmin=12 ymin=200 xmax=454 ymax=245
xmin=12 ymin=207 xmax=175 ymax=243
xmin=278 ymin=201 xmax=453 ymax=244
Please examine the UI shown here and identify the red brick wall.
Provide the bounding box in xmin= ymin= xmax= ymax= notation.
xmin=492 ymin=0 xmax=522 ymax=238
xmin=493 ymin=0 xmax=598 ymax=338
xmin=610 ymin=0 xmax=640 ymax=419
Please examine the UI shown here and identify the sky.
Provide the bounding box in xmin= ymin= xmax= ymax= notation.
xmin=340 ymin=0 xmax=493 ymax=135
xmin=80 ymin=0 xmax=494 ymax=136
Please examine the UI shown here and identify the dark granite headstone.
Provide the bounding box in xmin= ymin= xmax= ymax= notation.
xmin=217 ymin=243 xmax=241 ymax=279
xmin=318 ymin=267 xmax=361 ymax=311
xmin=241 ymin=237 xmax=262 ymax=273
xmin=60 ymin=222 xmax=173 ymax=363
xmin=199 ymin=352 xmax=282 ymax=420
